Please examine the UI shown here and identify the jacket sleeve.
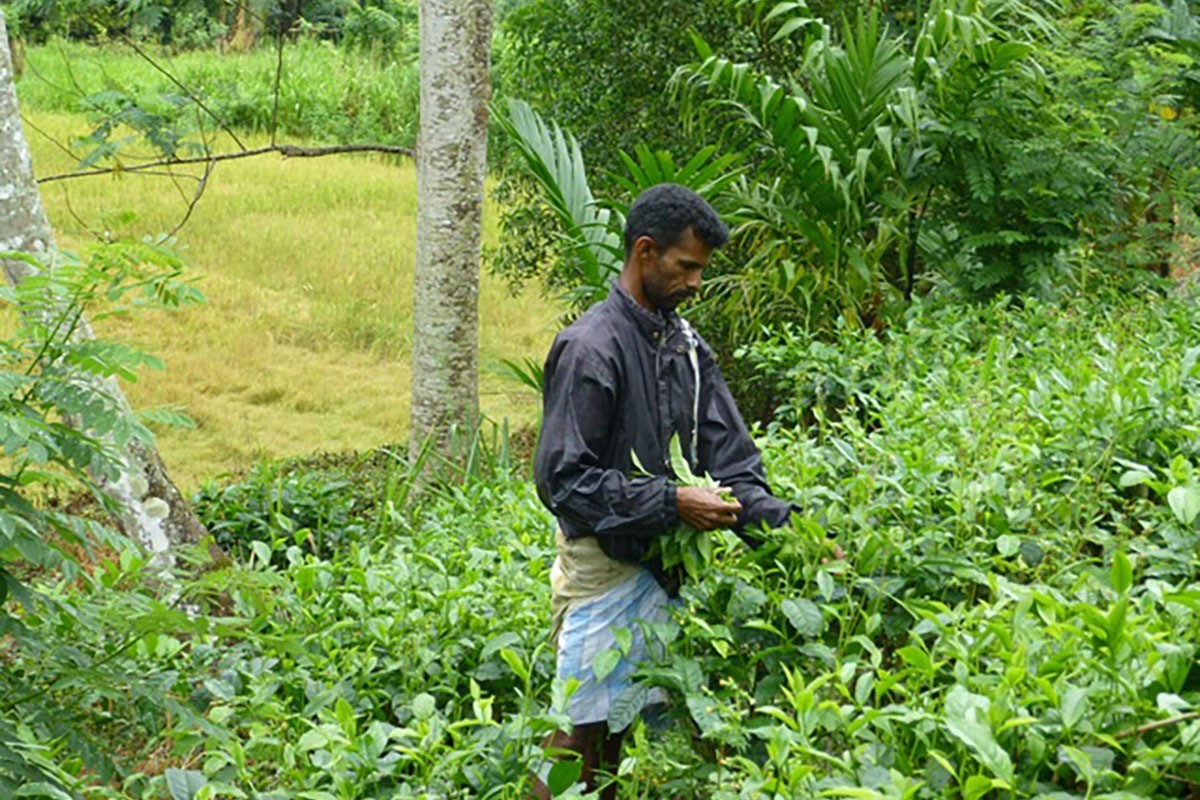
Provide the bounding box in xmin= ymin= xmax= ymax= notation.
xmin=695 ymin=342 xmax=793 ymax=531
xmin=534 ymin=334 xmax=679 ymax=539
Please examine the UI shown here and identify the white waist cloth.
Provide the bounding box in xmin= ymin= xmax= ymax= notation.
xmin=550 ymin=529 xmax=669 ymax=726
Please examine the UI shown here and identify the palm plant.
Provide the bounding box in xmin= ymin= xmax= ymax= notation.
xmin=674 ymin=6 xmax=916 ymax=334
xmin=492 ymin=99 xmax=623 ymax=311
xmin=493 ymin=98 xmax=745 ymax=312
xmin=1146 ymin=0 xmax=1200 ymax=110
xmin=496 ymin=0 xmax=1058 ymax=348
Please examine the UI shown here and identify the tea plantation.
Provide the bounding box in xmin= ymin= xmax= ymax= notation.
xmin=8 ymin=286 xmax=1199 ymax=799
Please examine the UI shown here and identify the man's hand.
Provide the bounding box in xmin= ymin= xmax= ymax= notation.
xmin=677 ymin=485 xmax=743 ymax=531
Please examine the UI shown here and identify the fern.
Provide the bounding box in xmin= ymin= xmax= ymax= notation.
xmin=964 ymin=156 xmax=995 ymax=204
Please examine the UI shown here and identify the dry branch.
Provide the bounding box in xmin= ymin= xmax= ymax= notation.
xmin=37 ymin=143 xmax=415 ymax=183
xmin=1113 ymin=711 xmax=1200 ymax=740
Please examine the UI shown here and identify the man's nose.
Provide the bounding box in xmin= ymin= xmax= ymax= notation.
xmin=686 ymin=270 xmax=702 ymax=292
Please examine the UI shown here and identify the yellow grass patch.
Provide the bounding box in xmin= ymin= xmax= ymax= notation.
xmin=18 ymin=111 xmax=558 ymax=489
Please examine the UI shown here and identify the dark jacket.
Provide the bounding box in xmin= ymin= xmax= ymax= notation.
xmin=533 ymin=283 xmax=792 ymax=568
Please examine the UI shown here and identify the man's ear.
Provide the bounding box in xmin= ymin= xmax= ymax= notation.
xmin=634 ymin=236 xmax=658 ymax=265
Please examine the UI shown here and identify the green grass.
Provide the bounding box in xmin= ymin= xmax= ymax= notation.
xmin=18 ymin=38 xmax=418 ymax=146
xmin=17 ymin=109 xmax=558 ymax=489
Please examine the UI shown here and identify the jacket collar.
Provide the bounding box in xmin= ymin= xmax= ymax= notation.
xmin=609 ymin=281 xmax=679 ymax=341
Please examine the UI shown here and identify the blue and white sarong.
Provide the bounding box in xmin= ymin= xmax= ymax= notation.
xmin=550 ymin=531 xmax=670 ymax=726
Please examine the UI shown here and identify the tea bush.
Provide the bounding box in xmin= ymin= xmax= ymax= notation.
xmin=193 ymin=461 xmax=370 ymax=564
xmin=643 ymin=287 xmax=1200 ymax=796
xmin=8 ymin=286 xmax=1200 ymax=798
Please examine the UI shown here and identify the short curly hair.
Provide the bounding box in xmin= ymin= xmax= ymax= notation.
xmin=623 ymin=183 xmax=729 ymax=258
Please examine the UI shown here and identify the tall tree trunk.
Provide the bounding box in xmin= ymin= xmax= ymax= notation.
xmin=6 ymin=29 xmax=21 ymax=79
xmin=226 ymin=0 xmax=264 ymax=52
xmin=409 ymin=0 xmax=492 ymax=470
xmin=0 ymin=11 xmax=209 ymax=569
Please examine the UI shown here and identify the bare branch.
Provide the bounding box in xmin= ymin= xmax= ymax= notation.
xmin=271 ymin=0 xmax=305 ymax=146
xmin=168 ymin=159 xmax=215 ymax=238
xmin=19 ymin=113 xmax=83 ymax=163
xmin=102 ymin=169 xmax=204 ymax=182
xmin=36 ymin=143 xmax=415 ymax=183
xmin=59 ymin=184 xmax=91 ymax=232
xmin=119 ymin=35 xmax=247 ymax=151
xmin=1114 ymin=711 xmax=1200 ymax=740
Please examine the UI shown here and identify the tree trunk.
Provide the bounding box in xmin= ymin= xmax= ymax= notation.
xmin=6 ymin=30 xmax=21 ymax=79
xmin=226 ymin=0 xmax=264 ymax=53
xmin=0 ymin=11 xmax=209 ymax=569
xmin=409 ymin=0 xmax=492 ymax=470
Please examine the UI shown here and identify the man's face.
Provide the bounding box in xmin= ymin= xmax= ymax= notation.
xmin=638 ymin=227 xmax=713 ymax=312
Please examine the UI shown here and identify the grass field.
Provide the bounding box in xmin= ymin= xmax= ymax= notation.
xmin=16 ymin=38 xmax=418 ymax=146
xmin=16 ymin=109 xmax=558 ymax=489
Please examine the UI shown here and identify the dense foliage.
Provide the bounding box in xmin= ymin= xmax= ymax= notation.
xmin=6 ymin=0 xmax=417 ymax=52
xmin=5 ymin=282 xmax=1200 ymax=798
xmin=0 ymin=240 xmax=203 ymax=795
xmin=495 ymin=0 xmax=1200 ymax=419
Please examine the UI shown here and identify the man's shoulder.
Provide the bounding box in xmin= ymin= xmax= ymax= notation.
xmin=552 ymin=297 xmax=625 ymax=353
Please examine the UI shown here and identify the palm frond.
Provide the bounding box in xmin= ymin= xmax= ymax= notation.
xmin=493 ymin=99 xmax=622 ymax=308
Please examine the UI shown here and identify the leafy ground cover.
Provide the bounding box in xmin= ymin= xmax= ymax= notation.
xmin=7 ymin=282 xmax=1200 ymax=799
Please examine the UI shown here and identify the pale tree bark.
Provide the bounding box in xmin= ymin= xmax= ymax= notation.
xmin=226 ymin=0 xmax=266 ymax=52
xmin=0 ymin=11 xmax=208 ymax=569
xmin=410 ymin=0 xmax=492 ymax=468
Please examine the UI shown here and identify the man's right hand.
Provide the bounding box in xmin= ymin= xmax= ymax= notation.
xmin=677 ymin=485 xmax=743 ymax=531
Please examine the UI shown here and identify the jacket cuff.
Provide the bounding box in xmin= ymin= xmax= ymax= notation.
xmin=759 ymin=496 xmax=792 ymax=528
xmin=663 ymin=481 xmax=679 ymax=529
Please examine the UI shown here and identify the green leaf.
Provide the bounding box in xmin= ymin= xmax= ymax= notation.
xmin=592 ymin=648 xmax=621 ymax=681
xmin=1061 ymin=685 xmax=1088 ymax=731
xmin=607 ymin=683 xmax=650 ymax=733
xmin=996 ymin=535 xmax=1020 ymax=557
xmin=546 ymin=758 xmax=582 ymax=796
xmin=1168 ymin=486 xmax=1200 ymax=525
xmin=165 ymin=769 xmax=208 ymax=800
xmin=944 ymin=686 xmax=1014 ymax=782
xmin=897 ymin=645 xmax=932 ymax=674
xmin=1019 ymin=539 xmax=1044 ymax=567
xmin=669 ymin=434 xmax=697 ymax=484
xmin=411 ymin=692 xmax=436 ymax=720
xmin=137 ymin=405 xmax=197 ymax=429
xmin=250 ymin=540 xmax=272 ymax=567
xmin=481 ymin=631 xmax=522 ymax=661
xmin=1118 ymin=468 xmax=1154 ymax=488
xmin=781 ymin=597 xmax=824 ymax=636
xmin=817 ymin=570 xmax=835 ymax=601
xmin=335 ymin=696 xmax=356 ymax=736
xmin=1110 ymin=551 xmax=1132 ymax=595
xmin=296 ymin=728 xmax=327 ymax=752
xmin=500 ymin=648 xmax=530 ymax=683
xmin=15 ymin=784 xmax=74 ymax=800
xmin=686 ymin=693 xmax=724 ymax=736
xmin=962 ymin=775 xmax=995 ymax=800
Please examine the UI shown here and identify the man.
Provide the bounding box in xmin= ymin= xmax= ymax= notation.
xmin=532 ymin=183 xmax=797 ymax=798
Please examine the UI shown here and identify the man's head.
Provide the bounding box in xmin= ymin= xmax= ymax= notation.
xmin=622 ymin=183 xmax=729 ymax=312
